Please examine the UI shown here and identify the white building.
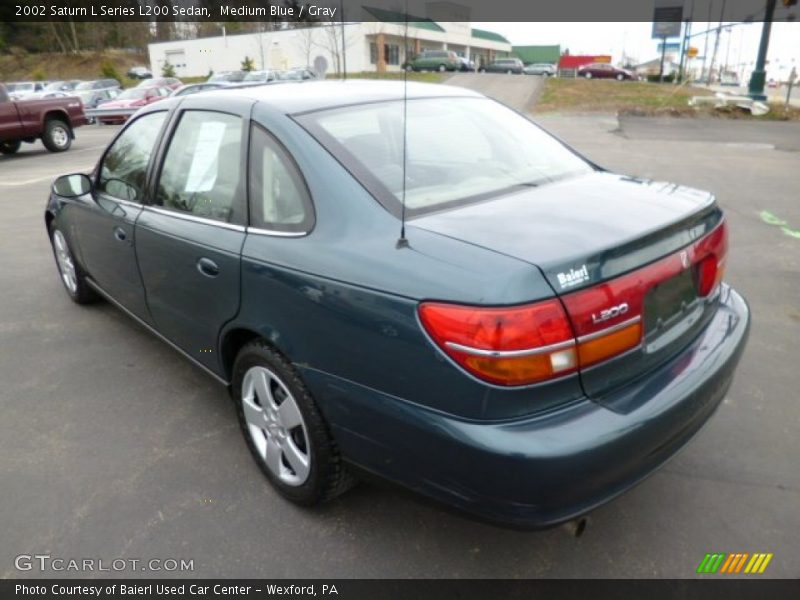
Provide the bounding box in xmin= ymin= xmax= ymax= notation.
xmin=147 ymin=16 xmax=512 ymax=78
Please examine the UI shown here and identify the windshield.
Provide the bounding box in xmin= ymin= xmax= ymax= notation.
xmin=75 ymin=82 xmax=97 ymax=90
xmin=298 ymin=97 xmax=592 ymax=215
xmin=244 ymin=72 xmax=268 ymax=81
xmin=45 ymin=81 xmax=65 ymax=91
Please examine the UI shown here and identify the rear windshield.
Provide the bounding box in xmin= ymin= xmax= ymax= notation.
xmin=297 ymin=97 xmax=592 ymax=216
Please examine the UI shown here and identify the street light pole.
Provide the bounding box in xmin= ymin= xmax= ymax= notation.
xmin=748 ymin=0 xmax=777 ymax=100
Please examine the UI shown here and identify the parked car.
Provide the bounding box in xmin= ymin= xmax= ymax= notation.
xmin=170 ymin=83 xmax=231 ymax=97
xmin=44 ymin=80 xmax=82 ymax=93
xmin=719 ymin=72 xmax=740 ymax=86
xmin=578 ymin=63 xmax=636 ymax=80
xmin=75 ymin=88 xmax=120 ymax=110
xmin=22 ymin=80 xmax=83 ymax=101
xmin=481 ymin=58 xmax=524 ymax=74
xmin=0 ymin=83 xmax=87 ymax=153
xmin=44 ymin=81 xmax=749 ymax=528
xmin=136 ymin=77 xmax=182 ymax=91
xmin=6 ymin=81 xmax=48 ymax=99
xmin=243 ymin=70 xmax=278 ymax=84
xmin=95 ymin=86 xmax=171 ymax=124
xmin=127 ymin=66 xmax=153 ymax=80
xmin=458 ymin=57 xmax=476 ymax=72
xmin=404 ymin=50 xmax=460 ymax=72
xmin=523 ymin=63 xmax=557 ymax=76
xmin=275 ymin=68 xmax=316 ymax=81
xmin=75 ymin=79 xmax=121 ymax=92
xmin=208 ymin=71 xmax=249 ymax=83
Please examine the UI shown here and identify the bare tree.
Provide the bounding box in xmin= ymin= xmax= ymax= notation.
xmin=318 ymin=24 xmax=356 ymax=76
xmin=294 ymin=25 xmax=318 ymax=68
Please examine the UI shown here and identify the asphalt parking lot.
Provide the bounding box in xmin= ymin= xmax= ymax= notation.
xmin=1 ymin=113 xmax=798 ymax=579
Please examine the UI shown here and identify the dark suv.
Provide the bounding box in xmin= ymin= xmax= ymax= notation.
xmin=481 ymin=58 xmax=524 ymax=74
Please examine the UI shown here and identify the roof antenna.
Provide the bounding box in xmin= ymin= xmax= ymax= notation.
xmin=396 ymin=0 xmax=410 ymax=249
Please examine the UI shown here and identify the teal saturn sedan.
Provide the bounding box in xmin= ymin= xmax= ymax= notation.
xmin=45 ymin=81 xmax=749 ymax=528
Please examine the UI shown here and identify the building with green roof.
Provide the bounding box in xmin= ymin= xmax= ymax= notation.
xmin=512 ymin=45 xmax=562 ymax=65
xmin=149 ymin=12 xmax=513 ymax=76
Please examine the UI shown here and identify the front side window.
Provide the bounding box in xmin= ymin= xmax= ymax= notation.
xmin=98 ymin=111 xmax=167 ymax=202
xmin=154 ymin=111 xmax=244 ymax=223
xmin=248 ymin=124 xmax=313 ymax=233
xmin=298 ymin=97 xmax=592 ymax=216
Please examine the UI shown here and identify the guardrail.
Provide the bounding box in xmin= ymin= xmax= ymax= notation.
xmin=84 ymin=107 xmax=139 ymax=121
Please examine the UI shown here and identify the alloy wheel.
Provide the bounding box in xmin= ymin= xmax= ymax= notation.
xmin=53 ymin=230 xmax=78 ymax=293
xmin=241 ymin=365 xmax=311 ymax=486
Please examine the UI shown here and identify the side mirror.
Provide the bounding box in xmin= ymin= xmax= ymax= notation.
xmin=53 ymin=173 xmax=92 ymax=198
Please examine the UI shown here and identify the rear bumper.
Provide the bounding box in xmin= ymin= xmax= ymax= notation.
xmin=302 ymin=285 xmax=749 ymax=528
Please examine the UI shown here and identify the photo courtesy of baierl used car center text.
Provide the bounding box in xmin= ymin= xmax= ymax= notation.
xmin=1 ymin=0 xmax=798 ymax=597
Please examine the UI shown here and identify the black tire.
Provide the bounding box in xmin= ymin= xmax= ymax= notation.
xmin=42 ymin=118 xmax=72 ymax=152
xmin=616 ymin=73 xmax=624 ymax=81
xmin=438 ymin=64 xmax=447 ymax=72
xmin=584 ymin=72 xmax=592 ymax=79
xmin=232 ymin=340 xmax=355 ymax=506
xmin=48 ymin=222 xmax=97 ymax=304
xmin=0 ymin=140 xmax=21 ymax=154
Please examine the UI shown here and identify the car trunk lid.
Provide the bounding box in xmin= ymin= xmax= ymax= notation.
xmin=412 ymin=171 xmax=726 ymax=403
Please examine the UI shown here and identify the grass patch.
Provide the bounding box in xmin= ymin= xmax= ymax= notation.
xmin=0 ymin=50 xmax=147 ymax=84
xmin=535 ymin=77 xmax=800 ymax=120
xmin=536 ymin=77 xmax=711 ymax=113
xmin=327 ymin=71 xmax=445 ymax=84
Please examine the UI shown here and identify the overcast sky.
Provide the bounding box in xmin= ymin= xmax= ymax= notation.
xmin=473 ymin=22 xmax=799 ymax=75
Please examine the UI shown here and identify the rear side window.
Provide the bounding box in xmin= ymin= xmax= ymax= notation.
xmin=98 ymin=111 xmax=167 ymax=203
xmin=154 ymin=110 xmax=245 ymax=224
xmin=248 ymin=124 xmax=313 ymax=233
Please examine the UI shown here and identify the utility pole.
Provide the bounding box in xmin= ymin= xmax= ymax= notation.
xmin=678 ymin=0 xmax=695 ymax=83
xmin=748 ymin=0 xmax=777 ymax=100
xmin=700 ymin=0 xmax=713 ymax=82
xmin=707 ymin=0 xmax=727 ymax=84
xmin=724 ymin=28 xmax=732 ymax=74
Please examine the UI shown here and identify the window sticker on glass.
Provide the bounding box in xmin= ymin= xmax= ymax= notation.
xmin=184 ymin=121 xmax=227 ymax=193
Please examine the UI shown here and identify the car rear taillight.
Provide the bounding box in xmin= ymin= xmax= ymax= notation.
xmin=694 ymin=220 xmax=728 ymax=297
xmin=419 ymin=220 xmax=728 ymax=387
xmin=418 ymin=300 xmax=577 ymax=386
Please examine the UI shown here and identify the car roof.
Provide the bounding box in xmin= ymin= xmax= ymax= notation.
xmin=205 ymin=80 xmax=482 ymax=114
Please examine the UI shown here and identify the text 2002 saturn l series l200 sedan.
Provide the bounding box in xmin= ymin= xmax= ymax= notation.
xmin=45 ymin=81 xmax=749 ymax=528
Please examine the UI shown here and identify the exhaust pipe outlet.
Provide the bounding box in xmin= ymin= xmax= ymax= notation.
xmin=562 ymin=516 xmax=588 ymax=538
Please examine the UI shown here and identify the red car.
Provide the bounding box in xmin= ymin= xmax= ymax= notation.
xmin=96 ymin=86 xmax=171 ymax=124
xmin=136 ymin=77 xmax=183 ymax=91
xmin=578 ymin=63 xmax=636 ymax=81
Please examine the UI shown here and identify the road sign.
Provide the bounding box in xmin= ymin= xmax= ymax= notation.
xmin=657 ymin=42 xmax=682 ymax=52
xmin=652 ymin=4 xmax=683 ymax=39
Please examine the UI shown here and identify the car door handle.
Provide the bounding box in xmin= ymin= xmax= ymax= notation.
xmin=113 ymin=226 xmax=127 ymax=242
xmin=196 ymin=257 xmax=220 ymax=278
